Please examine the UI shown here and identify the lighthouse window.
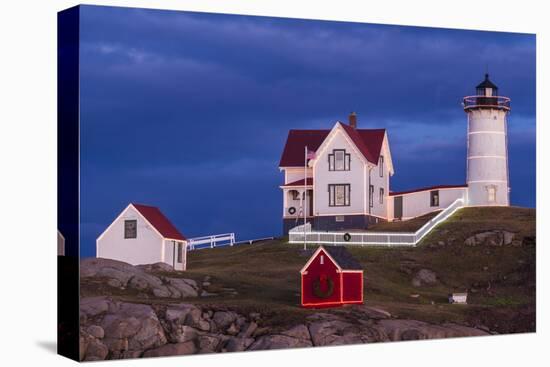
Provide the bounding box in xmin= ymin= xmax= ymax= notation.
xmin=329 ymin=149 xmax=350 ymax=171
xmin=487 ymin=186 xmax=497 ymax=203
xmin=430 ymin=190 xmax=439 ymax=207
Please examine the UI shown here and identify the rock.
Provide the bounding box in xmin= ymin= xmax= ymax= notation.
xmin=143 ymin=341 xmax=196 ymax=357
xmin=165 ymin=278 xmax=199 ymax=298
xmin=357 ymin=306 xmax=392 ymax=319
xmin=98 ymin=301 xmax=167 ymax=354
xmin=198 ymin=335 xmax=221 ymax=353
xmin=84 ymin=338 xmax=109 ymax=361
xmin=412 ymin=269 xmax=438 ymax=287
xmin=248 ymin=334 xmax=312 ymax=351
xmin=201 ymin=291 xmax=218 ymax=297
xmin=238 ymin=321 xmax=258 ymax=338
xmin=202 ymin=281 xmax=211 ymax=287
xmin=280 ymin=325 xmax=310 ymax=340
xmin=107 ymin=278 xmax=123 ymax=288
xmin=308 ymin=319 xmax=362 ymax=346
xmin=137 ymin=262 xmax=175 ymax=273
xmin=80 ymin=297 xmax=111 ymax=318
xmin=164 ymin=304 xmax=207 ymax=338
xmin=226 ymin=323 xmax=239 ymax=336
xmin=437 ymin=241 xmax=445 ymax=246
xmin=86 ymin=325 xmax=105 ymax=339
xmin=213 ymin=311 xmax=237 ymax=330
xmin=224 ymin=337 xmax=255 ymax=352
xmin=464 ymin=231 xmax=517 ymax=247
xmin=374 ymin=319 xmax=489 ymax=341
xmin=152 ymin=287 xmax=171 ymax=298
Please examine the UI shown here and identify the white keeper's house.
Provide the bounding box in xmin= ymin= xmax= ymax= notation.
xmin=279 ymin=74 xmax=511 ymax=234
xmin=97 ymin=203 xmax=188 ymax=271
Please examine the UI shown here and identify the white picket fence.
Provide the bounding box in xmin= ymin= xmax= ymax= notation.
xmin=288 ymin=198 xmax=464 ymax=247
xmin=187 ymin=233 xmax=235 ymax=250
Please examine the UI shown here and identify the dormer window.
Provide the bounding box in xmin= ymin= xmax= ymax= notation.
xmin=328 ymin=149 xmax=350 ymax=171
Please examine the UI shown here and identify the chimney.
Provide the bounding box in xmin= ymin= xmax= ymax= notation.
xmin=348 ymin=112 xmax=357 ymax=128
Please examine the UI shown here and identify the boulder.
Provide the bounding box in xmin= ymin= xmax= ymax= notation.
xmin=248 ymin=334 xmax=312 ymax=350
xmin=80 ymin=297 xmax=111 ymax=318
xmin=198 ymin=335 xmax=221 ymax=353
xmin=136 ymin=262 xmax=175 ymax=273
xmin=280 ymin=325 xmax=310 ymax=340
xmin=143 ymin=341 xmax=196 ymax=357
xmin=223 ymin=337 xmax=255 ymax=352
xmin=84 ymin=338 xmax=109 ymax=361
xmin=238 ymin=321 xmax=258 ymax=339
xmin=374 ymin=319 xmax=489 ymax=341
xmin=412 ymin=269 xmax=438 ymax=287
xmin=97 ymin=301 xmax=167 ymax=354
xmin=86 ymin=325 xmax=105 ymax=339
xmin=165 ymin=278 xmax=199 ymax=298
xmin=212 ymin=311 xmax=237 ymax=330
xmin=356 ymin=306 xmax=392 ymax=320
xmin=464 ymin=231 xmax=517 ymax=247
xmin=308 ymin=319 xmax=362 ymax=346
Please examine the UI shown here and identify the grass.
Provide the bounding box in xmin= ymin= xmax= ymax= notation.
xmin=82 ymin=206 xmax=535 ymax=333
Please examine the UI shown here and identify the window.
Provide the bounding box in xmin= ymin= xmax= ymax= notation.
xmin=335 ymin=215 xmax=345 ymax=222
xmin=379 ymin=188 xmax=384 ymax=204
xmin=379 ymin=155 xmax=384 ymax=177
xmin=177 ymin=242 xmax=183 ymax=263
xmin=369 ymin=185 xmax=374 ymax=207
xmin=430 ymin=190 xmax=439 ymax=207
xmin=320 ymin=255 xmax=324 ymax=265
xmin=328 ymin=184 xmax=350 ymax=206
xmin=487 ymin=185 xmax=497 ymax=202
xmin=328 ymin=149 xmax=350 ymax=171
xmin=124 ymin=220 xmax=137 ymax=239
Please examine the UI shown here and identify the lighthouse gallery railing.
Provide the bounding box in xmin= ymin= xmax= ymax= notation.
xmin=288 ymin=198 xmax=464 ymax=247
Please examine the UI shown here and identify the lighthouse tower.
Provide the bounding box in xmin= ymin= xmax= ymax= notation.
xmin=464 ymin=74 xmax=511 ymax=206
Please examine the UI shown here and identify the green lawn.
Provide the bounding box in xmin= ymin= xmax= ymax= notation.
xmin=84 ymin=206 xmax=536 ymax=333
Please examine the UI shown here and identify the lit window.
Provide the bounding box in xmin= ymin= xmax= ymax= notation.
xmin=369 ymin=185 xmax=374 ymax=208
xmin=328 ymin=149 xmax=350 ymax=171
xmin=379 ymin=188 xmax=384 ymax=204
xmin=329 ymin=184 xmax=350 ymax=206
xmin=487 ymin=186 xmax=497 ymax=202
xmin=430 ymin=190 xmax=439 ymax=207
xmin=335 ymin=215 xmax=345 ymax=222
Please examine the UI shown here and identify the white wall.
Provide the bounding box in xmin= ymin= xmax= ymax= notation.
xmin=368 ymin=136 xmax=391 ymax=219
xmin=392 ymin=187 xmax=466 ymax=220
xmin=467 ymin=108 xmax=509 ymax=206
xmin=97 ymin=205 xmax=163 ymax=266
xmin=164 ymin=239 xmax=187 ymax=271
xmin=313 ymin=128 xmax=366 ymax=216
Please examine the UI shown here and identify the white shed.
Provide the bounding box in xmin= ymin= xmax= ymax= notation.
xmin=96 ymin=203 xmax=188 ymax=271
xmin=449 ymin=292 xmax=468 ymax=304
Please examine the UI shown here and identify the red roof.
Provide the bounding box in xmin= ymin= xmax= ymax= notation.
xmin=132 ymin=204 xmax=187 ymax=241
xmin=389 ymin=184 xmax=467 ymax=196
xmin=282 ymin=178 xmax=313 ymax=187
xmin=279 ymin=123 xmax=386 ymax=167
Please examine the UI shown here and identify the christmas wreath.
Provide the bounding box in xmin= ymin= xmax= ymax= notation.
xmin=288 ymin=206 xmax=296 ymax=215
xmin=312 ymin=274 xmax=334 ymax=298
xmin=343 ymin=232 xmax=351 ymax=242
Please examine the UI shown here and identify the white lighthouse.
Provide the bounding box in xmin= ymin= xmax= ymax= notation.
xmin=464 ymin=74 xmax=511 ymax=206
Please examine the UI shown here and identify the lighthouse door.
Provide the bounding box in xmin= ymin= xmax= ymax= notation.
xmin=394 ymin=196 xmax=403 ymax=220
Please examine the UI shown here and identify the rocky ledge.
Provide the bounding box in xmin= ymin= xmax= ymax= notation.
xmin=79 ymin=297 xmax=490 ymax=361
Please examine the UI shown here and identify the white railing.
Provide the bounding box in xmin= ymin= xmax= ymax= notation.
xmin=288 ymin=198 xmax=464 ymax=247
xmin=187 ymin=233 xmax=235 ymax=250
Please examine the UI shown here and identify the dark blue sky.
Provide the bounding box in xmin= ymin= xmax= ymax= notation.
xmin=79 ymin=5 xmax=536 ymax=257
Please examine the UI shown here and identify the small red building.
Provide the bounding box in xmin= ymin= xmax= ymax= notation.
xmin=300 ymin=245 xmax=364 ymax=308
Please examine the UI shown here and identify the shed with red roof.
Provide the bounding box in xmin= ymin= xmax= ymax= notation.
xmin=300 ymin=245 xmax=364 ymax=308
xmin=96 ymin=203 xmax=188 ymax=271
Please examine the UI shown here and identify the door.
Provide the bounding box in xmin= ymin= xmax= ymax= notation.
xmin=394 ymin=196 xmax=403 ymax=220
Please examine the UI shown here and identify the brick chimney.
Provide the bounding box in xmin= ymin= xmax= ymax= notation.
xmin=348 ymin=112 xmax=357 ymax=128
